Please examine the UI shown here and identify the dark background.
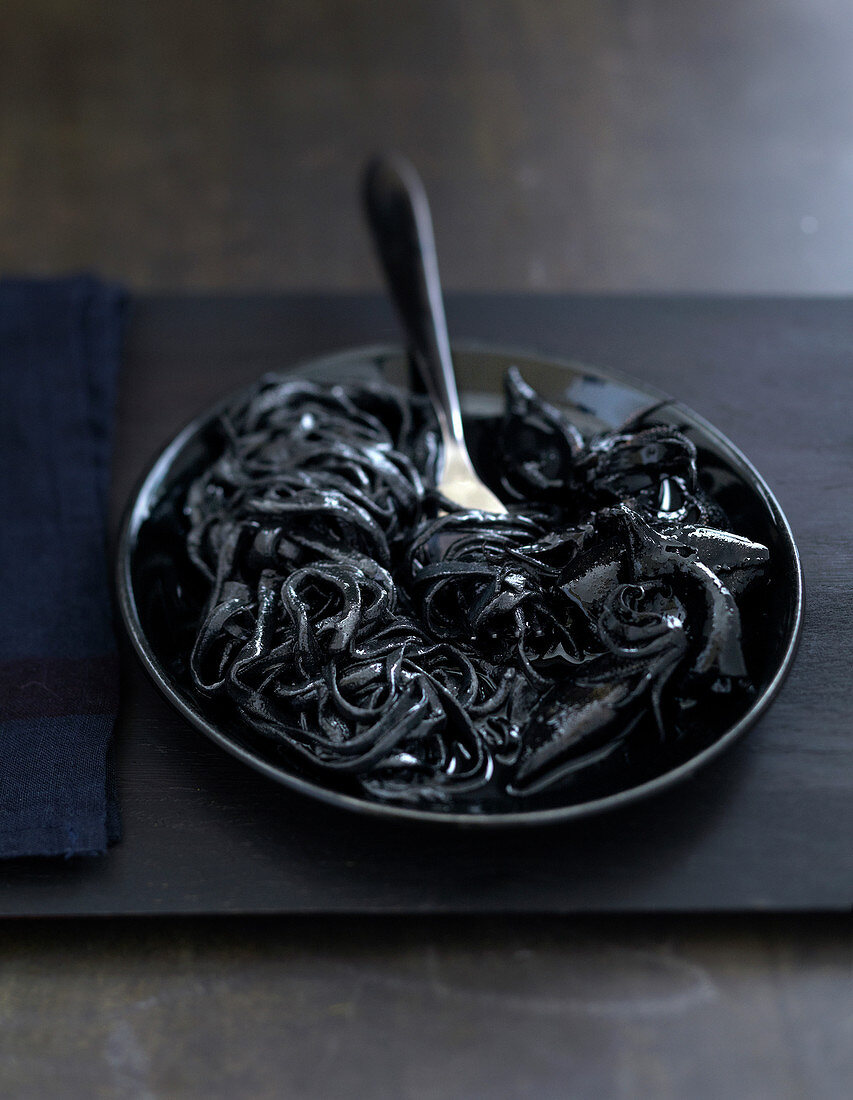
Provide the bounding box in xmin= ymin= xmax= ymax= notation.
xmin=3 ymin=0 xmax=853 ymax=295
xmin=2 ymin=3 xmax=852 ymax=1097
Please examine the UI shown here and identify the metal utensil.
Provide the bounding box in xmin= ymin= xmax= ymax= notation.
xmin=363 ymin=154 xmax=507 ymax=513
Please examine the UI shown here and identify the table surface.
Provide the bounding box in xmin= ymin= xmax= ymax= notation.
xmin=4 ymin=291 xmax=848 ymax=920
xmin=3 ymin=3 xmax=853 ymax=1099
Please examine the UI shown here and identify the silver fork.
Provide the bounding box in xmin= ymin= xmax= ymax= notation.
xmin=363 ymin=154 xmax=507 ymax=514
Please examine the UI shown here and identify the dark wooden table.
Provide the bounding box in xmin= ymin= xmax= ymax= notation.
xmin=2 ymin=3 xmax=852 ymax=1098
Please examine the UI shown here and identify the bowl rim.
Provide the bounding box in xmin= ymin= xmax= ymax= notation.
xmin=116 ymin=340 xmax=804 ymax=828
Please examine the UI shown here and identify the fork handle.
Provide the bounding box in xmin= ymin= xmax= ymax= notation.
xmin=362 ymin=154 xmax=465 ymax=448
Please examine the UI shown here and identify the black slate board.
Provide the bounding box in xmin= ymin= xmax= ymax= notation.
xmin=1 ymin=294 xmax=849 ymax=914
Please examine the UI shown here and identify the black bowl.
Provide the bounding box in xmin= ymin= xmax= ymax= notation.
xmin=117 ymin=343 xmax=803 ymax=826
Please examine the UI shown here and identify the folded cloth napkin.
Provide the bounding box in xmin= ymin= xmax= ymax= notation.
xmin=0 ymin=276 xmax=126 ymax=858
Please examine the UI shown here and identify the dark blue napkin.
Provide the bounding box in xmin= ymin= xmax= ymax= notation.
xmin=0 ymin=276 xmax=125 ymax=858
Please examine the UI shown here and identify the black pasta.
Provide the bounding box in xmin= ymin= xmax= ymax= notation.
xmin=184 ymin=367 xmax=769 ymax=810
